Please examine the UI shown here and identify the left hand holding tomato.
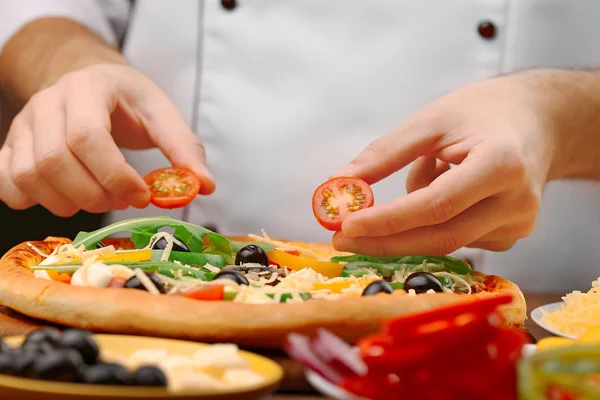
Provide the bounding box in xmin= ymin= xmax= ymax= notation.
xmin=328 ymin=73 xmax=559 ymax=256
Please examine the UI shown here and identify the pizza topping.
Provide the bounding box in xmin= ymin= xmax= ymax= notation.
xmin=152 ymin=235 xmax=190 ymax=253
xmin=234 ymin=244 xmax=269 ymax=267
xmin=143 ymin=167 xmax=201 ymax=209
xmin=213 ymin=270 xmax=250 ymax=286
xmin=403 ymin=272 xmax=444 ymax=294
xmin=312 ymin=177 xmax=375 ymax=231
xmin=132 ymin=365 xmax=168 ymax=386
xmin=125 ymin=270 xmax=165 ymax=294
xmin=71 ymin=261 xmax=113 ymax=288
xmin=268 ymin=250 xmax=344 ymax=278
xmin=361 ymin=280 xmax=394 ymax=296
xmin=33 ymin=270 xmax=51 ymax=280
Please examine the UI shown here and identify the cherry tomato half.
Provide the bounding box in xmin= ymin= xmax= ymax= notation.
xmin=143 ymin=167 xmax=201 ymax=209
xmin=312 ymin=177 xmax=374 ymax=231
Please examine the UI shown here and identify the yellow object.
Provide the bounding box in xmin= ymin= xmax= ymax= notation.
xmin=97 ymin=249 xmax=152 ymax=263
xmin=2 ymin=334 xmax=283 ymax=399
xmin=268 ymin=250 xmax=343 ymax=278
xmin=313 ymin=277 xmax=378 ymax=293
xmin=579 ymin=326 xmax=600 ymax=343
xmin=537 ymin=337 xmax=575 ymax=352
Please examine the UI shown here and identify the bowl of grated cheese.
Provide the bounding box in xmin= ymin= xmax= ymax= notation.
xmin=534 ymin=277 xmax=600 ymax=339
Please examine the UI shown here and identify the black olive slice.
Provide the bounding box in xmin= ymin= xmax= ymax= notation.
xmin=77 ymin=362 xmax=132 ymax=385
xmin=362 ymin=280 xmax=394 ymax=296
xmin=152 ymin=236 xmax=190 ymax=253
xmin=32 ymin=349 xmax=84 ymax=381
xmin=132 ymin=365 xmax=168 ymax=386
xmin=58 ymin=329 xmax=100 ymax=365
xmin=124 ymin=272 xmax=166 ymax=293
xmin=213 ymin=270 xmax=250 ymax=286
xmin=234 ymin=244 xmax=269 ymax=267
xmin=403 ymin=272 xmax=444 ymax=294
xmin=11 ymin=350 xmax=39 ymax=377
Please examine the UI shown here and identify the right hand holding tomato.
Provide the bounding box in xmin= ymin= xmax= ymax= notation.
xmin=0 ymin=64 xmax=215 ymax=216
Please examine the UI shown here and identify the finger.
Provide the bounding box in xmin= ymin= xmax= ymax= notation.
xmin=0 ymin=145 xmax=35 ymax=209
xmin=341 ymin=149 xmax=506 ymax=238
xmin=127 ymin=82 xmax=216 ymax=195
xmin=9 ymin=126 xmax=78 ymax=217
xmin=468 ymin=220 xmax=536 ymax=243
xmin=330 ymin=112 xmax=445 ymax=183
xmin=406 ymin=156 xmax=451 ymax=193
xmin=333 ymin=196 xmax=505 ymax=256
xmin=29 ymin=92 xmax=119 ymax=213
xmin=466 ymin=240 xmax=517 ymax=252
xmin=63 ymin=86 xmax=151 ymax=208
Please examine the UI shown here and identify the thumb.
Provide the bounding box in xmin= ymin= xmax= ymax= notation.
xmin=330 ymin=113 xmax=444 ymax=185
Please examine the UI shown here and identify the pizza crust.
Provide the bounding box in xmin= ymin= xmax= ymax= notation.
xmin=0 ymin=239 xmax=526 ymax=348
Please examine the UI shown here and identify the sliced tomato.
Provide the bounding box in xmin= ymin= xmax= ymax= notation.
xmin=144 ymin=167 xmax=201 ymax=209
xmin=267 ymin=250 xmax=343 ymax=278
xmin=101 ymin=238 xmax=135 ymax=250
xmin=312 ymin=177 xmax=374 ymax=231
xmin=47 ymin=270 xmax=71 ymax=284
xmin=181 ymin=285 xmax=224 ymax=301
xmin=108 ymin=277 xmax=127 ymax=288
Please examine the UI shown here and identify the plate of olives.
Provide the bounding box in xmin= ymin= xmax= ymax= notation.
xmin=0 ymin=328 xmax=283 ymax=399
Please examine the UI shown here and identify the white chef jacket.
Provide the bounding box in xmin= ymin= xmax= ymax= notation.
xmin=1 ymin=0 xmax=600 ymax=293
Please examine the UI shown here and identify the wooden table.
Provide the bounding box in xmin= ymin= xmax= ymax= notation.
xmin=0 ymin=293 xmax=561 ymax=400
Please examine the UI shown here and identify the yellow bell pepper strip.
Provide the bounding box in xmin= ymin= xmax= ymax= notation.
xmin=313 ymin=277 xmax=378 ymax=293
xmin=97 ymin=249 xmax=152 ymax=263
xmin=47 ymin=270 xmax=71 ymax=283
xmin=268 ymin=250 xmax=343 ymax=278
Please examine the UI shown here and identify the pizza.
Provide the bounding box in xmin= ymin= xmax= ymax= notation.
xmin=0 ymin=216 xmax=526 ymax=348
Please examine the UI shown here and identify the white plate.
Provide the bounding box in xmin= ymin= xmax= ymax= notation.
xmin=531 ymin=302 xmax=577 ymax=339
xmin=306 ymin=344 xmax=538 ymax=399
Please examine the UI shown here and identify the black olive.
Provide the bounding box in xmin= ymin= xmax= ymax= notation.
xmin=0 ymin=350 xmax=17 ymax=375
xmin=234 ymin=244 xmax=269 ymax=267
xmin=21 ymin=340 xmax=54 ymax=356
xmin=404 ymin=272 xmax=444 ymax=294
xmin=124 ymin=272 xmax=166 ymax=293
xmin=23 ymin=328 xmax=62 ymax=348
xmin=11 ymin=349 xmax=39 ymax=377
xmin=213 ymin=270 xmax=249 ymax=286
xmin=58 ymin=329 xmax=100 ymax=365
xmin=152 ymin=236 xmax=190 ymax=252
xmin=32 ymin=349 xmax=84 ymax=381
xmin=132 ymin=365 xmax=168 ymax=387
xmin=96 ymin=241 xmax=106 ymax=249
xmin=77 ymin=362 xmax=132 ymax=385
xmin=0 ymin=337 xmax=9 ymax=353
xmin=362 ymin=280 xmax=394 ymax=296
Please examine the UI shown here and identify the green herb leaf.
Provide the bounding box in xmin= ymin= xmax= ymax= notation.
xmin=72 ymin=217 xmax=234 ymax=260
xmin=150 ymin=250 xmax=227 ymax=268
xmin=230 ymin=240 xmax=276 ymax=253
xmin=332 ymin=254 xmax=472 ymax=276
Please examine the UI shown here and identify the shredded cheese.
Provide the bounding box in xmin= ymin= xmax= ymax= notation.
xmin=134 ymin=268 xmax=160 ymax=295
xmin=542 ymin=277 xmax=600 ymax=337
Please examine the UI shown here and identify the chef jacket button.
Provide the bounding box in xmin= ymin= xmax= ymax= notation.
xmin=477 ymin=21 xmax=497 ymax=40
xmin=221 ymin=0 xmax=237 ymax=11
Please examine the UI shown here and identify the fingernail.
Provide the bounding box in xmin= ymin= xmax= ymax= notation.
xmin=127 ymin=190 xmax=150 ymax=208
xmin=343 ymin=220 xmax=368 ymax=238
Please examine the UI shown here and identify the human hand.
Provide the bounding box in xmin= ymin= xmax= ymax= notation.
xmin=331 ymin=75 xmax=556 ymax=256
xmin=0 ymin=64 xmax=214 ymax=216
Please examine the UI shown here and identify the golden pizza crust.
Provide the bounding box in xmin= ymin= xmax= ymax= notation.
xmin=0 ymin=239 xmax=526 ymax=348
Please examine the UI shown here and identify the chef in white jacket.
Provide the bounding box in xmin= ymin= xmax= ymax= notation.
xmin=0 ymin=0 xmax=599 ymax=293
